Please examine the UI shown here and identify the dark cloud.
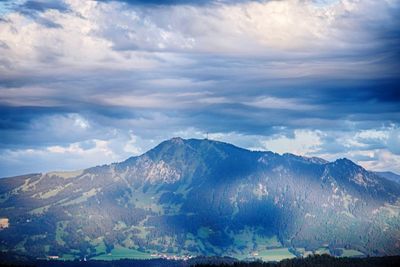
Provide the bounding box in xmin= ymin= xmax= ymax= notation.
xmin=9 ymin=0 xmax=69 ymax=28
xmin=0 ymin=0 xmax=400 ymax=176
xmin=21 ymin=1 xmax=69 ymax=12
xmin=34 ymin=16 xmax=63 ymax=28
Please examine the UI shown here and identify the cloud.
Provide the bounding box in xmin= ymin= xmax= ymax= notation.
xmin=0 ymin=0 xmax=399 ymax=176
xmin=387 ymin=128 xmax=400 ymax=155
xmin=244 ymin=96 xmax=319 ymax=111
xmin=96 ymin=0 xmax=259 ymax=6
xmin=21 ymin=1 xmax=69 ymax=12
xmin=260 ymin=130 xmax=324 ymax=155
xmin=360 ymin=150 xmax=400 ymax=173
xmin=0 ymin=128 xmax=152 ymax=177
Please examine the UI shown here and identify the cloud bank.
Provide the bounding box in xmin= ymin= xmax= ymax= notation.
xmin=0 ymin=0 xmax=399 ymax=176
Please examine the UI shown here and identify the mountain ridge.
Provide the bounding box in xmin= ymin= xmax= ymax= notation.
xmin=375 ymin=171 xmax=400 ymax=184
xmin=0 ymin=137 xmax=399 ymax=261
xmin=0 ymin=137 xmax=368 ymax=180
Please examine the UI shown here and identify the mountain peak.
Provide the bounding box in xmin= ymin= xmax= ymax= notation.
xmin=282 ymin=153 xmax=328 ymax=164
xmin=334 ymin=157 xmax=358 ymax=167
xmin=169 ymin=136 xmax=185 ymax=144
xmin=156 ymin=137 xmax=247 ymax=151
xmin=1 ymin=137 xmax=400 ymax=259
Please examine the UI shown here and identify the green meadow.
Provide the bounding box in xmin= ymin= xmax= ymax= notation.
xmin=91 ymin=246 xmax=153 ymax=261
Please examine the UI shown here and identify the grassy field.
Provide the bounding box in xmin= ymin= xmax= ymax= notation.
xmin=60 ymin=254 xmax=78 ymax=260
xmin=91 ymin=246 xmax=153 ymax=261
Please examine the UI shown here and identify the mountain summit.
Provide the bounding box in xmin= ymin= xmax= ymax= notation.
xmin=0 ymin=138 xmax=399 ymax=260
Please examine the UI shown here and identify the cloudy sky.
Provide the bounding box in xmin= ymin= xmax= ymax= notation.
xmin=0 ymin=0 xmax=399 ymax=177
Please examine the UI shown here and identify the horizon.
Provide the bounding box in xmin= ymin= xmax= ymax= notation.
xmin=1 ymin=0 xmax=400 ymax=177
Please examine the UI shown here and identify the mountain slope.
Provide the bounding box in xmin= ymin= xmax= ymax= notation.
xmin=375 ymin=171 xmax=400 ymax=184
xmin=0 ymin=138 xmax=399 ymax=260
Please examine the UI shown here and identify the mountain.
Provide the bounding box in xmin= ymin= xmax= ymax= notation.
xmin=0 ymin=138 xmax=400 ymax=261
xmin=375 ymin=171 xmax=400 ymax=184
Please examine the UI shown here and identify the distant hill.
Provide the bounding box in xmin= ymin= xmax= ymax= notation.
xmin=0 ymin=138 xmax=400 ymax=261
xmin=375 ymin=171 xmax=400 ymax=184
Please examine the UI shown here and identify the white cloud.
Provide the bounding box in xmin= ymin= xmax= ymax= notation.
xmin=0 ymin=132 xmax=145 ymax=177
xmin=356 ymin=129 xmax=389 ymax=140
xmin=0 ymin=2 xmax=160 ymax=77
xmin=360 ymin=149 xmax=400 ymax=173
xmin=1 ymin=0 xmax=397 ymax=73
xmin=123 ymin=132 xmax=143 ymax=155
xmin=260 ymin=129 xmax=324 ymax=155
xmin=244 ymin=96 xmax=318 ymax=110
